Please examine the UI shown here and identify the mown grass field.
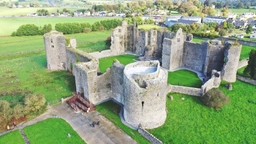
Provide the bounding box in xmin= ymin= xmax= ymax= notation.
xmin=148 ymin=80 xmax=256 ymax=143
xmin=23 ymin=118 xmax=85 ymax=144
xmin=99 ymin=54 xmax=138 ymax=72
xmin=0 ymin=31 xmax=112 ymax=104
xmin=0 ymin=130 xmax=25 ymax=144
xmin=168 ymin=70 xmax=202 ymax=88
xmin=96 ymin=100 xmax=150 ymax=144
xmin=0 ymin=52 xmax=75 ymax=103
xmin=0 ymin=7 xmax=81 ymax=16
xmin=0 ymin=31 xmax=111 ymax=55
xmin=228 ymin=8 xmax=256 ymax=14
xmin=0 ymin=17 xmax=119 ymax=36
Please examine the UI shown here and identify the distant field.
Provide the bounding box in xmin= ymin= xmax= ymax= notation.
xmin=192 ymin=37 xmax=206 ymax=43
xmin=23 ymin=118 xmax=85 ymax=144
xmin=0 ymin=7 xmax=80 ymax=16
xmin=229 ymin=8 xmax=256 ymax=14
xmin=168 ymin=70 xmax=202 ymax=88
xmin=0 ymin=31 xmax=111 ymax=55
xmin=0 ymin=130 xmax=25 ymax=144
xmin=138 ymin=24 xmax=161 ymax=30
xmin=0 ymin=17 xmax=119 ymax=36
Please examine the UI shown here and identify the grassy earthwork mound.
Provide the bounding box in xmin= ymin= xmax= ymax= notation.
xmin=168 ymin=70 xmax=202 ymax=88
xmin=148 ymin=80 xmax=256 ymax=143
xmin=99 ymin=54 xmax=139 ymax=73
xmin=0 ymin=130 xmax=25 ymax=144
xmin=23 ymin=118 xmax=85 ymax=144
xmin=96 ymin=100 xmax=150 ymax=144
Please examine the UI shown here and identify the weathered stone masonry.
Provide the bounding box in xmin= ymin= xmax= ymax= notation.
xmin=44 ymin=21 xmax=242 ymax=129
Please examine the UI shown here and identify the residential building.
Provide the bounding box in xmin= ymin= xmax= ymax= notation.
xmin=203 ymin=16 xmax=227 ymax=24
xmin=181 ymin=16 xmax=201 ymax=23
xmin=165 ymin=16 xmax=182 ymax=26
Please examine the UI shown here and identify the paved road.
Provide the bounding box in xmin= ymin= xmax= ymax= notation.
xmin=0 ymin=103 xmax=137 ymax=144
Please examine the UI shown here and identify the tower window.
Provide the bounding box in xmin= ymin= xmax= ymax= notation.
xmin=51 ymin=45 xmax=54 ymax=48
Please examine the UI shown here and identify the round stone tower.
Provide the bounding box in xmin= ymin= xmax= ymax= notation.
xmin=123 ymin=61 xmax=168 ymax=129
xmin=44 ymin=30 xmax=67 ymax=71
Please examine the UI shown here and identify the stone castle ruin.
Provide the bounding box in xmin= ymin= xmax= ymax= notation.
xmin=44 ymin=21 xmax=241 ymax=129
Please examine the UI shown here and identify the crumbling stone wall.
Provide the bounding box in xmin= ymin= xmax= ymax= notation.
xmin=238 ymin=59 xmax=249 ymax=69
xmin=111 ymin=61 xmax=125 ymax=103
xmin=222 ymin=44 xmax=242 ymax=82
xmin=170 ymin=85 xmax=202 ymax=96
xmin=123 ymin=61 xmax=167 ymax=129
xmin=44 ymin=30 xmax=67 ymax=70
xmin=66 ymin=48 xmax=93 ymax=71
xmin=183 ymin=42 xmax=208 ymax=72
xmin=201 ymin=70 xmax=221 ymax=95
xmin=204 ymin=42 xmax=225 ymax=76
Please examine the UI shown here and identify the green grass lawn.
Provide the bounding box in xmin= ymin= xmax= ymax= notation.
xmin=0 ymin=36 xmax=44 ymax=55
xmin=148 ymin=80 xmax=256 ymax=143
xmin=0 ymin=52 xmax=75 ymax=103
xmin=0 ymin=130 xmax=25 ymax=144
xmin=138 ymin=24 xmax=161 ymax=30
xmin=23 ymin=118 xmax=85 ymax=144
xmin=192 ymin=37 xmax=205 ymax=43
xmin=99 ymin=54 xmax=138 ymax=73
xmin=240 ymin=45 xmax=255 ymax=60
xmin=168 ymin=70 xmax=202 ymax=88
xmin=228 ymin=8 xmax=256 ymax=14
xmin=96 ymin=100 xmax=150 ymax=144
xmin=0 ymin=17 xmax=119 ymax=36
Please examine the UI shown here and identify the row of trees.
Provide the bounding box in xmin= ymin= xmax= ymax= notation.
xmin=0 ymin=94 xmax=46 ymax=128
xmin=11 ymin=24 xmax=52 ymax=36
xmin=11 ymin=18 xmax=154 ymax=36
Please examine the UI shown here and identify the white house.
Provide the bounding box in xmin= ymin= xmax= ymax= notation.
xmin=84 ymin=11 xmax=91 ymax=16
xmin=116 ymin=12 xmax=125 ymax=17
xmin=250 ymin=33 xmax=256 ymax=39
xmin=241 ymin=12 xmax=255 ymax=19
xmin=203 ymin=16 xmax=227 ymax=24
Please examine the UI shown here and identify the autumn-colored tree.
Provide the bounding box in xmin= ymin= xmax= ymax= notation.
xmin=25 ymin=94 xmax=46 ymax=112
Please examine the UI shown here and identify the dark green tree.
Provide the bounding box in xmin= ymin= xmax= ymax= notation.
xmin=244 ymin=50 xmax=256 ymax=80
xmin=246 ymin=24 xmax=252 ymax=34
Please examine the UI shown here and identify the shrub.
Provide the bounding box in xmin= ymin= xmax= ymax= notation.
xmin=219 ymin=29 xmax=227 ymax=36
xmin=201 ymin=89 xmax=229 ymax=109
xmin=25 ymin=94 xmax=46 ymax=112
xmin=15 ymin=24 xmax=41 ymax=36
xmin=83 ymin=27 xmax=91 ymax=33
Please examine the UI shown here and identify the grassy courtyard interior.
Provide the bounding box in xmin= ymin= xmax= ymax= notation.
xmin=168 ymin=70 xmax=202 ymax=88
xmin=148 ymin=80 xmax=256 ymax=143
xmin=99 ymin=54 xmax=138 ymax=73
xmin=23 ymin=118 xmax=85 ymax=144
